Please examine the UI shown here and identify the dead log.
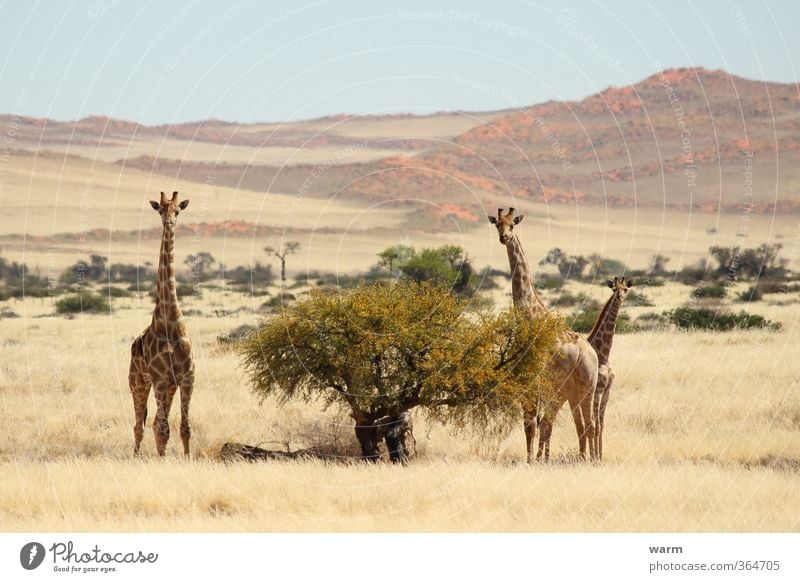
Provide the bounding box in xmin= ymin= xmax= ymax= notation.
xmin=220 ymin=442 xmax=327 ymax=462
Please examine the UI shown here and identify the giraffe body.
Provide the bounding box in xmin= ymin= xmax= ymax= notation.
xmin=129 ymin=191 xmax=195 ymax=457
xmin=489 ymin=208 xmax=599 ymax=461
xmin=586 ymin=277 xmax=633 ymax=460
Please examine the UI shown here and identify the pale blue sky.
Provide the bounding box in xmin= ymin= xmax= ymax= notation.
xmin=0 ymin=0 xmax=797 ymax=124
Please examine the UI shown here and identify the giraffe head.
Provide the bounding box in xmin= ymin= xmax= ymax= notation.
xmin=487 ymin=207 xmax=524 ymax=245
xmin=149 ymin=191 xmax=189 ymax=230
xmin=606 ymin=276 xmax=634 ymax=302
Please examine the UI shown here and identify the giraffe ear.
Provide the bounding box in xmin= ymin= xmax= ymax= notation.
xmin=606 ymin=279 xmax=614 ymax=288
xmin=626 ymin=278 xmax=633 ymax=287
xmin=513 ymin=215 xmax=524 ymax=225
xmin=487 ymin=216 xmax=497 ymax=224
xmin=178 ymin=200 xmax=190 ymax=210
xmin=149 ymin=201 xmax=160 ymax=211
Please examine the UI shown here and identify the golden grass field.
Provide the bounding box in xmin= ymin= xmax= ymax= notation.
xmin=1 ymin=277 xmax=798 ymax=532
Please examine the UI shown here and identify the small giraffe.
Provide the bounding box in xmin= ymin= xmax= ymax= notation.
xmin=588 ymin=276 xmax=633 ymax=460
xmin=128 ymin=191 xmax=195 ymax=457
xmin=488 ymin=208 xmax=599 ymax=461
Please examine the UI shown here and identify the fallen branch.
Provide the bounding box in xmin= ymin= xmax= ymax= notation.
xmin=220 ymin=442 xmax=327 ymax=462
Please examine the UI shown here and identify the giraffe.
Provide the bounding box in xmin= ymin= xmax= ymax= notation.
xmin=128 ymin=191 xmax=195 ymax=457
xmin=588 ymin=276 xmax=633 ymax=460
xmin=488 ymin=208 xmax=599 ymax=462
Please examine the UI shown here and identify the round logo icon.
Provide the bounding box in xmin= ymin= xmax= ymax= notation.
xmin=20 ymin=542 xmax=46 ymax=570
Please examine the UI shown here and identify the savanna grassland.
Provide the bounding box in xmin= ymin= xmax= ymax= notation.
xmin=1 ymin=276 xmax=799 ymax=532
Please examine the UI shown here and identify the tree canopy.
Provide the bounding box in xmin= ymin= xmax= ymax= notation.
xmin=240 ymin=281 xmax=564 ymax=459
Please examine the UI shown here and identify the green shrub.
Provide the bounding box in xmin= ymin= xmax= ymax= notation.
xmin=627 ymin=290 xmax=654 ymax=307
xmin=736 ymin=285 xmax=763 ymax=302
xmin=760 ymin=281 xmax=800 ymax=294
xmin=259 ymin=292 xmax=297 ymax=311
xmin=536 ymin=274 xmax=564 ymax=291
xmin=691 ymin=283 xmax=727 ymax=299
xmin=666 ymin=306 xmax=780 ymax=331
xmin=55 ymin=291 xmax=110 ymax=315
xmin=550 ymin=292 xmax=601 ymax=310
xmin=106 ymin=286 xmax=132 ymax=298
xmin=634 ymin=277 xmax=666 ymax=287
xmin=634 ymin=312 xmax=669 ymax=331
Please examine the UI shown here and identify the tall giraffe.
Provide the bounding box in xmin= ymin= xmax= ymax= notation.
xmin=128 ymin=191 xmax=195 ymax=457
xmin=488 ymin=208 xmax=599 ymax=461
xmin=588 ymin=276 xmax=633 ymax=460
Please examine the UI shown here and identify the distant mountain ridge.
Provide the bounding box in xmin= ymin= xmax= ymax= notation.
xmin=3 ymin=67 xmax=799 ymax=221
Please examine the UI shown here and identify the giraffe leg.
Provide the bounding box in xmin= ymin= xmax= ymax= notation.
xmin=523 ymin=407 xmax=538 ymax=464
xmin=536 ymin=415 xmax=553 ymax=461
xmin=579 ymin=387 xmax=596 ymax=461
xmin=179 ymin=370 xmax=194 ymax=457
xmin=567 ymin=393 xmax=589 ymax=461
xmin=597 ymin=368 xmax=614 ymax=461
xmin=128 ymin=358 xmax=151 ymax=456
xmin=153 ymin=383 xmax=178 ymax=457
xmin=593 ymin=367 xmax=609 ymax=461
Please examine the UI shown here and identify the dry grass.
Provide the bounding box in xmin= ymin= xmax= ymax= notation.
xmin=0 ymin=289 xmax=798 ymax=532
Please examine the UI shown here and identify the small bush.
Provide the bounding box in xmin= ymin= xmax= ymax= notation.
xmin=55 ymin=291 xmax=110 ymax=315
xmin=760 ymin=281 xmax=800 ymax=294
xmin=259 ymin=292 xmax=297 ymax=311
xmin=106 ymin=286 xmax=132 ymax=298
xmin=634 ymin=277 xmax=666 ymax=287
xmin=666 ymin=306 xmax=780 ymax=331
xmin=217 ymin=324 xmax=257 ymax=345
xmin=634 ymin=312 xmax=668 ymax=331
xmin=627 ymin=290 xmax=654 ymax=307
xmin=550 ymin=292 xmax=601 ymax=310
xmin=736 ymin=285 xmax=763 ymax=302
xmin=0 ymin=307 xmax=19 ymax=319
xmin=691 ymin=283 xmax=727 ymax=299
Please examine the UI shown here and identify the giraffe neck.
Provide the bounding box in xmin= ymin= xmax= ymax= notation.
xmin=151 ymin=225 xmax=183 ymax=336
xmin=587 ymin=293 xmax=622 ymax=365
xmin=506 ymin=234 xmax=548 ymax=315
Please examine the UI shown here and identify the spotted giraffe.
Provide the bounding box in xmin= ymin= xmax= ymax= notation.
xmin=128 ymin=191 xmax=195 ymax=457
xmin=488 ymin=208 xmax=599 ymax=462
xmin=587 ymin=276 xmax=633 ymax=460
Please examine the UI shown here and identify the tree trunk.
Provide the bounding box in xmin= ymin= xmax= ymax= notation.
xmin=354 ymin=418 xmax=382 ymax=461
xmin=280 ymin=256 xmax=287 ymax=282
xmin=382 ymin=412 xmax=414 ymax=464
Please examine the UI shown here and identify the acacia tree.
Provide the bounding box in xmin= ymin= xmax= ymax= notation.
xmin=377 ymin=244 xmax=414 ymax=274
xmin=240 ymin=282 xmax=563 ymax=463
xmin=265 ymin=242 xmax=300 ymax=283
